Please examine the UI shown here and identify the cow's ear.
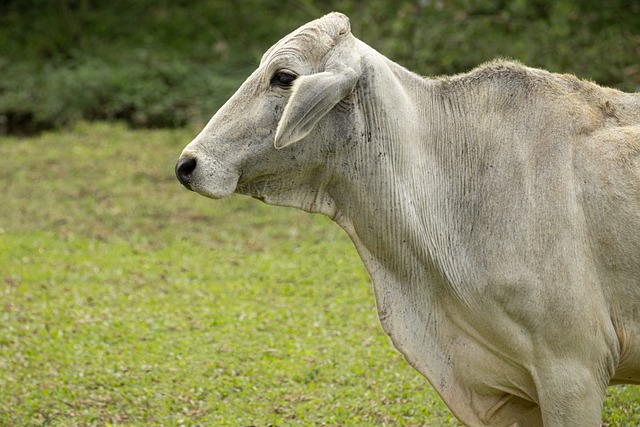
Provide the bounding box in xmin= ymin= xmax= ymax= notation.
xmin=274 ymin=65 xmax=358 ymax=149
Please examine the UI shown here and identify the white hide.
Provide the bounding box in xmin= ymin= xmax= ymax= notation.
xmin=177 ymin=12 xmax=640 ymax=427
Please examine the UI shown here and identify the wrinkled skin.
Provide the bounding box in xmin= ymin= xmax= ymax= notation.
xmin=176 ymin=12 xmax=640 ymax=427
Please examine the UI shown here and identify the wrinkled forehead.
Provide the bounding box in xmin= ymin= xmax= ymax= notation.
xmin=260 ymin=13 xmax=350 ymax=68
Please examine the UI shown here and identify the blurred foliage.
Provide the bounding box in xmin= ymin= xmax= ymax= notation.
xmin=0 ymin=0 xmax=638 ymax=134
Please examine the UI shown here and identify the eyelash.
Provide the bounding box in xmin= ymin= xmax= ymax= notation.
xmin=270 ymin=71 xmax=297 ymax=88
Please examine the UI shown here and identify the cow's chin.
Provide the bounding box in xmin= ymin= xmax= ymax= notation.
xmin=190 ymin=174 xmax=239 ymax=200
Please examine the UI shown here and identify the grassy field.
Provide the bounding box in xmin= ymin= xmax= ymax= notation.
xmin=1 ymin=123 xmax=639 ymax=426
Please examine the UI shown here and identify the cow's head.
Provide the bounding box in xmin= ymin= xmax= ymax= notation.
xmin=175 ymin=13 xmax=362 ymax=210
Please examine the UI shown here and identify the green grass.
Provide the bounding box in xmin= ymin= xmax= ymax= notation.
xmin=1 ymin=122 xmax=639 ymax=426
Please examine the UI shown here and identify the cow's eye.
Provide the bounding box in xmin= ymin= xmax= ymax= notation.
xmin=270 ymin=70 xmax=297 ymax=88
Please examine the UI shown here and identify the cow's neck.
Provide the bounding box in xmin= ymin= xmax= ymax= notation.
xmin=331 ymin=51 xmax=483 ymax=303
xmin=323 ymin=51 xmax=488 ymax=408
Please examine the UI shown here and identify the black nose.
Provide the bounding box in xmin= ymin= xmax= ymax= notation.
xmin=175 ymin=157 xmax=197 ymax=190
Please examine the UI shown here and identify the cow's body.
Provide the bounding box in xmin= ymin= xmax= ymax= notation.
xmin=176 ymin=13 xmax=640 ymax=426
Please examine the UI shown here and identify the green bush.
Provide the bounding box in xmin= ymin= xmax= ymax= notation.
xmin=0 ymin=0 xmax=638 ymax=134
xmin=0 ymin=56 xmax=246 ymax=133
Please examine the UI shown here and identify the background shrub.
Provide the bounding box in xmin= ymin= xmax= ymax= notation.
xmin=1 ymin=0 xmax=638 ymax=134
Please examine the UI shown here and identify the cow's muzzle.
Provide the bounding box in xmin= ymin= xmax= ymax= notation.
xmin=175 ymin=156 xmax=197 ymax=190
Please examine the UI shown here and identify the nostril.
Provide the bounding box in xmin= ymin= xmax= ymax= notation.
xmin=175 ymin=157 xmax=197 ymax=190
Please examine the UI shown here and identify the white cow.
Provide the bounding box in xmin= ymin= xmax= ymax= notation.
xmin=176 ymin=12 xmax=640 ymax=427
